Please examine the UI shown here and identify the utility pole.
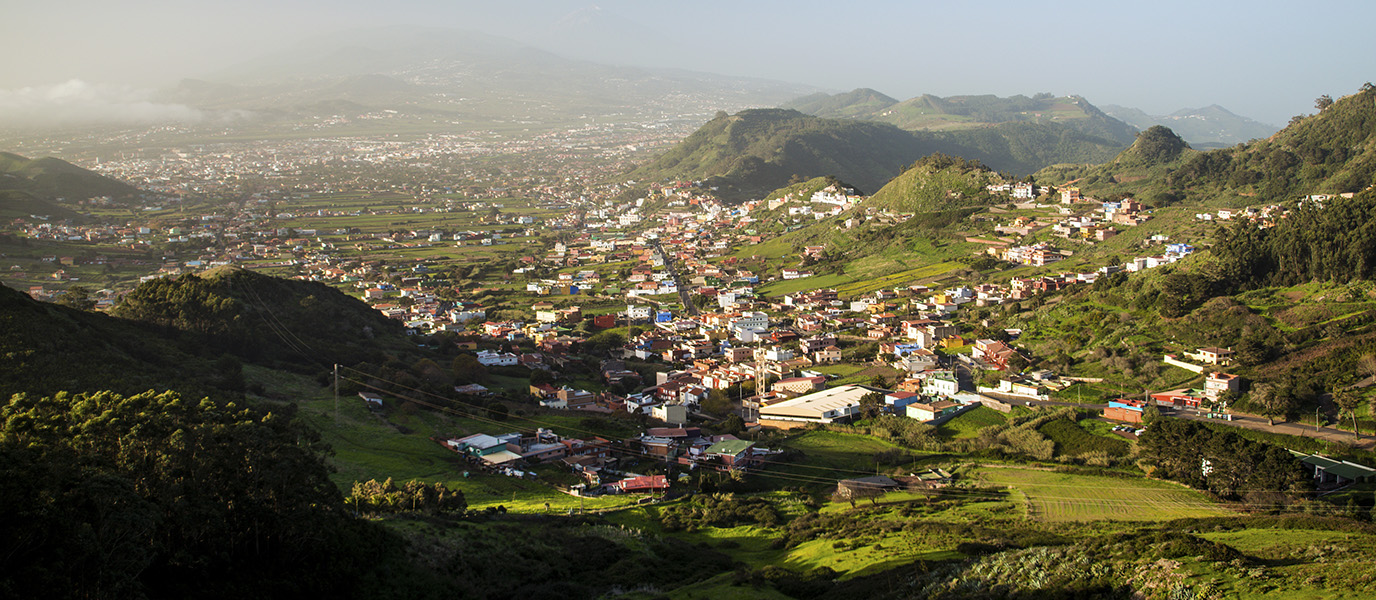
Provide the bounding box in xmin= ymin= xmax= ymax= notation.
xmin=334 ymin=363 xmax=340 ymax=421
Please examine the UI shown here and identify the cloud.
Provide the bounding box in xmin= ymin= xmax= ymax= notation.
xmin=0 ymin=79 xmax=240 ymax=128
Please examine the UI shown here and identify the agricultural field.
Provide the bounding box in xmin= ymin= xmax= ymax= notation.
xmin=248 ymin=365 xmax=640 ymax=514
xmin=774 ymin=430 xmax=909 ymax=481
xmin=834 ymin=260 xmax=964 ymax=297
xmin=936 ymin=405 xmax=1007 ymax=439
xmin=1036 ymin=417 xmax=1130 ymax=457
xmin=973 ymin=466 xmax=1235 ymax=521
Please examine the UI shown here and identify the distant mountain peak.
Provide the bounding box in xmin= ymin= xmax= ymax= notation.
xmin=1103 ymin=103 xmax=1279 ymax=146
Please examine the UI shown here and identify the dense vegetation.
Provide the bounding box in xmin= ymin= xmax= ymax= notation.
xmin=1215 ymin=190 xmax=1376 ymax=288
xmin=112 ymin=266 xmax=408 ymax=367
xmin=1140 ymin=419 xmax=1312 ymax=503
xmin=0 ymin=282 xmax=238 ymax=399
xmin=0 ymin=389 xmax=390 ymax=599
xmin=1038 ymin=83 xmax=1376 ymax=204
xmin=629 ymin=107 xmax=1130 ymax=203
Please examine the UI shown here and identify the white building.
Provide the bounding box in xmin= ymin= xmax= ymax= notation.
xmin=758 ymin=385 xmax=878 ymax=426
xmin=475 ymin=350 xmax=519 ymax=367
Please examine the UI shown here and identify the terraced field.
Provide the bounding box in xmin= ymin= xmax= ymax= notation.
xmin=974 ymin=466 xmax=1234 ymax=522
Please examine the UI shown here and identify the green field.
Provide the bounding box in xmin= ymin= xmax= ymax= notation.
xmin=974 ymin=466 xmax=1234 ymax=521
xmin=248 ymin=366 xmax=640 ymax=514
xmin=936 ymin=405 xmax=1008 ymax=439
xmin=834 ymin=261 xmax=964 ymax=297
xmin=1037 ymin=418 xmax=1130 ymax=456
xmin=774 ymin=430 xmax=908 ymax=482
xmin=759 ymin=273 xmax=854 ymax=296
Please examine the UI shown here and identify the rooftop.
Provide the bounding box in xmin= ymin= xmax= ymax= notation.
xmin=759 ymin=384 xmax=879 ymax=420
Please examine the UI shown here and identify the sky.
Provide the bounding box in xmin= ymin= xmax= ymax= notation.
xmin=2 ymin=0 xmax=1373 ymax=126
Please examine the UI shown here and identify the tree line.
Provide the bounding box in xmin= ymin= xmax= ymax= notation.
xmin=1139 ymin=419 xmax=1312 ymax=504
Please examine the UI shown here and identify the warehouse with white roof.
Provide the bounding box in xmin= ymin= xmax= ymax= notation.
xmin=758 ymin=384 xmax=883 ymax=428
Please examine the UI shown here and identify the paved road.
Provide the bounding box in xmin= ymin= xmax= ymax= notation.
xmin=653 ymin=239 xmax=699 ymax=316
xmin=995 ymin=393 xmax=1375 ymax=450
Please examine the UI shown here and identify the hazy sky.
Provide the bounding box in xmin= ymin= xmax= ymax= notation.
xmin=3 ymin=0 xmax=1373 ymax=126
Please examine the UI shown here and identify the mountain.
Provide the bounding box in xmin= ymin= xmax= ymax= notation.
xmin=0 ymin=152 xmax=137 ymax=218
xmin=1102 ymin=103 xmax=1280 ymax=147
xmin=111 ymin=266 xmax=410 ymax=367
xmin=627 ymin=108 xmax=937 ymax=202
xmin=0 ymin=152 xmax=137 ymax=200
xmin=160 ymin=26 xmax=817 ymax=126
xmin=1038 ymin=84 xmax=1376 ymax=205
xmin=782 ymin=88 xmax=900 ymax=119
xmin=629 ymin=107 xmax=1129 ymax=202
xmin=786 ymin=91 xmax=1139 ymax=146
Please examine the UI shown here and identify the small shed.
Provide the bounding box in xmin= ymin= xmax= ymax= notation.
xmin=836 ymin=475 xmax=900 ymax=500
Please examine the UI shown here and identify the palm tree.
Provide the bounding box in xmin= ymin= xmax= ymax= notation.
xmin=1334 ymin=388 xmax=1363 ymax=435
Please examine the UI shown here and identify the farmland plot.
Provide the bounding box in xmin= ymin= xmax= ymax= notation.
xmin=974 ymin=467 xmax=1234 ymax=522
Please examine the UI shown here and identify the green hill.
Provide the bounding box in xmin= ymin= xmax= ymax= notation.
xmin=0 ymin=282 xmax=229 ymax=399
xmin=627 ymin=108 xmax=937 ymax=202
xmin=782 ymin=88 xmax=900 ymax=118
xmin=1037 ymin=83 xmax=1376 ymax=206
xmin=1 ymin=266 xmax=412 ymax=398
xmin=0 ymin=152 xmax=137 ymax=218
xmin=629 ymin=108 xmax=1129 ymax=203
xmin=786 ymin=91 xmax=1138 ymax=146
xmin=111 ymin=266 xmax=409 ymax=367
xmin=866 ymin=154 xmax=1001 ymax=213
xmin=934 ymin=120 xmax=1128 ymax=176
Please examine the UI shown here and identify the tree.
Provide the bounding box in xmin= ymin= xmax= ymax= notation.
xmin=701 ymin=389 xmax=735 ymax=417
xmin=858 ymin=391 xmax=886 ymax=419
xmin=720 ymin=414 xmax=745 ymax=435
xmin=1315 ymin=95 xmax=1334 ymax=111
xmin=452 ymin=354 xmax=489 ymax=384
xmin=1334 ymin=389 xmax=1363 ymax=435
xmin=1251 ymin=382 xmax=1290 ymax=426
xmin=529 ymin=368 xmax=556 ymax=386
xmin=54 ymin=285 xmax=96 ymax=311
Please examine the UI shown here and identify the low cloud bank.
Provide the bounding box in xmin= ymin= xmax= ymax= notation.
xmin=0 ymin=80 xmax=245 ymax=128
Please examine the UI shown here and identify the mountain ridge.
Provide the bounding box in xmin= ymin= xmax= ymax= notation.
xmin=1102 ymin=103 xmax=1280 ymax=146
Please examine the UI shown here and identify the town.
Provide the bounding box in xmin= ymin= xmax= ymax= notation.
xmin=9 ymin=141 xmax=1362 ymax=504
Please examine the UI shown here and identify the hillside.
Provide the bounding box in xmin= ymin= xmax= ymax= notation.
xmin=0 ymin=282 xmax=228 ymax=399
xmin=866 ymin=154 xmax=1002 ymax=213
xmin=1102 ymin=103 xmax=1280 ymax=147
xmin=627 ymin=109 xmax=938 ymax=202
xmin=111 ymin=266 xmax=410 ymax=367
xmin=1 ymin=265 xmax=414 ymax=398
xmin=782 ymin=88 xmax=900 ymax=118
xmin=1038 ymin=84 xmax=1376 ymax=205
xmin=935 ymin=120 xmax=1127 ymax=175
xmin=0 ymin=152 xmax=137 ymax=209
xmin=629 ymin=108 xmax=1128 ymax=203
xmin=786 ymin=90 xmax=1138 ymax=145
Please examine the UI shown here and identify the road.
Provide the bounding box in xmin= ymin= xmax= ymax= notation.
xmin=652 ymin=239 xmax=699 ymax=316
xmin=998 ymin=393 xmax=1376 ymax=450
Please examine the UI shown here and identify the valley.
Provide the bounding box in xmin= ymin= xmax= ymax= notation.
xmin=3 ymin=48 xmax=1376 ymax=599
